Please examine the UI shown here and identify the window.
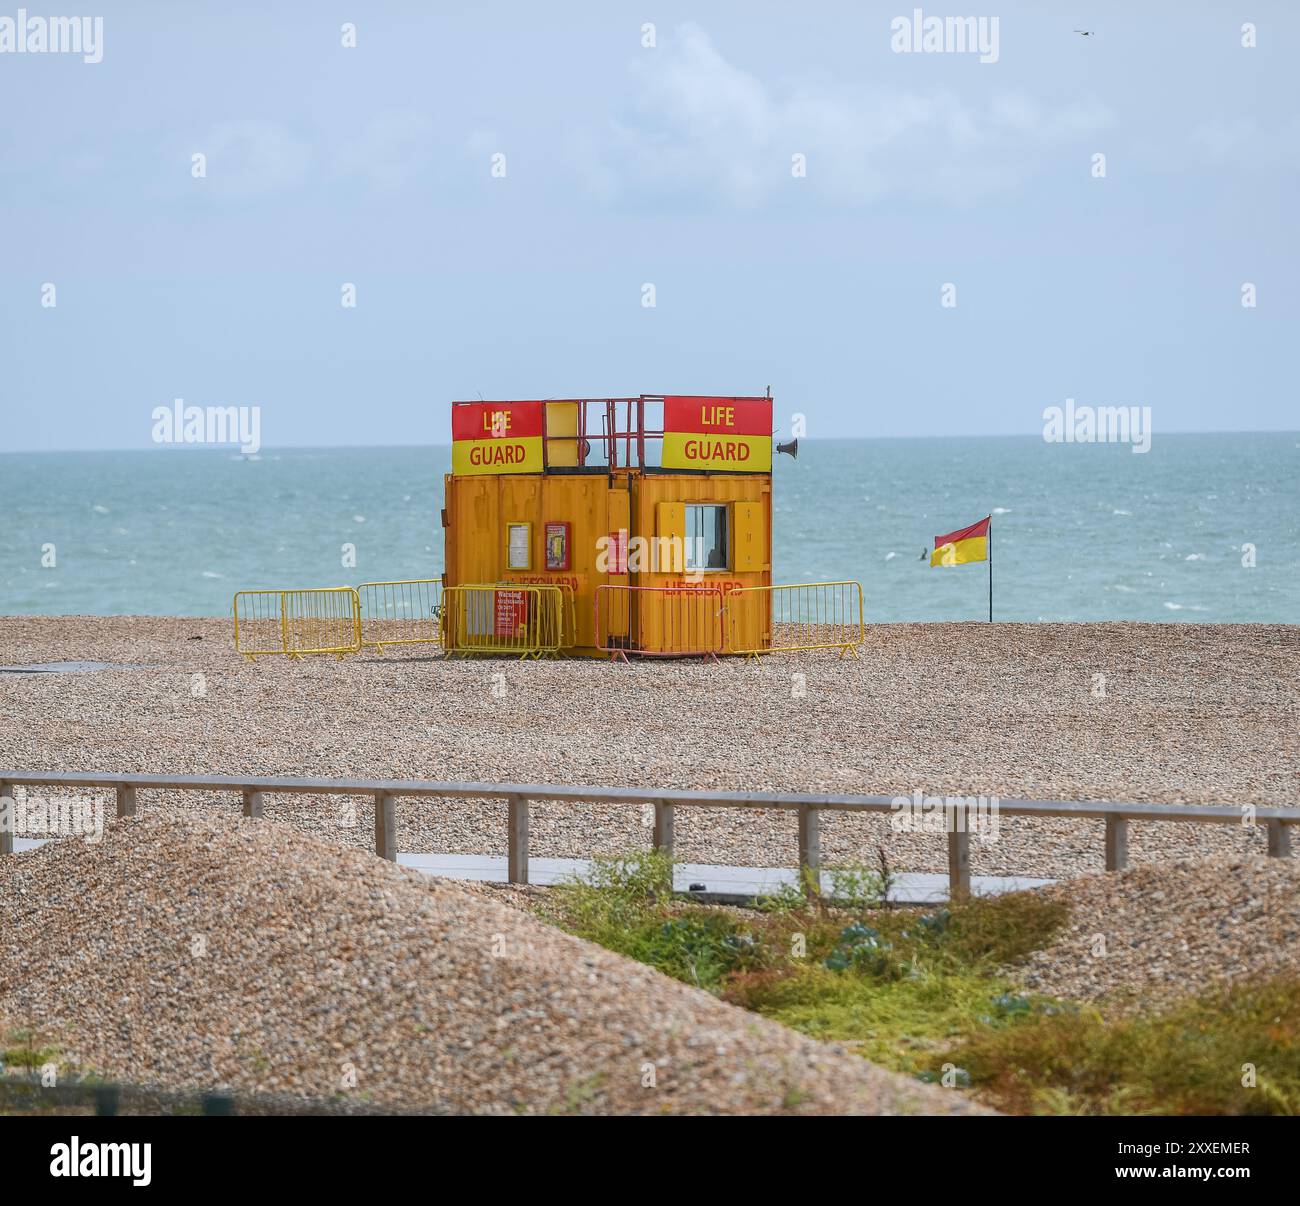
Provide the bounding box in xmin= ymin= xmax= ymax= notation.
xmin=685 ymin=504 xmax=728 ymax=571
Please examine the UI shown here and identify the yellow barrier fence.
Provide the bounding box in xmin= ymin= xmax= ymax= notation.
xmin=548 ymin=581 xmax=577 ymax=652
xmin=357 ymin=579 xmax=444 ymax=651
xmin=233 ymin=588 xmax=362 ymax=660
xmin=499 ymin=581 xmax=579 ymax=652
xmin=724 ymin=581 xmax=865 ymax=658
xmin=442 ymin=583 xmax=567 ymax=659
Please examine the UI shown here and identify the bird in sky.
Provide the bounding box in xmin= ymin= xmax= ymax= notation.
xmin=1074 ymin=29 xmax=1094 ymax=37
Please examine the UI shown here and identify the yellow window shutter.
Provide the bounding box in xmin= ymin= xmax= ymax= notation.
xmin=656 ymin=500 xmax=685 ymax=542
xmin=733 ymin=501 xmax=765 ymax=572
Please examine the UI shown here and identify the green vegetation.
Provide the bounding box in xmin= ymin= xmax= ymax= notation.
xmin=544 ymin=853 xmax=1300 ymax=1115
xmin=1 ymin=1027 xmax=62 ymax=1073
xmin=953 ymin=978 xmax=1300 ymax=1115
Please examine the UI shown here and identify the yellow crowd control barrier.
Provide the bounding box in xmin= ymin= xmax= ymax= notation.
xmin=724 ymin=581 xmax=865 ymax=658
xmin=442 ymin=583 xmax=568 ymax=659
xmin=233 ymin=588 xmax=362 ymax=660
xmin=500 ymin=581 xmax=578 ymax=652
xmin=357 ymin=579 xmax=444 ymax=651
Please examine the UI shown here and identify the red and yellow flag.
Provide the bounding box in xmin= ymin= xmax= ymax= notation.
xmin=930 ymin=516 xmax=990 ymax=567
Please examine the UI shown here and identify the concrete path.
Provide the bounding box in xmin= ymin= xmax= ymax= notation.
xmin=12 ymin=838 xmax=1051 ymax=903
xmin=393 ymin=853 xmax=1052 ymax=903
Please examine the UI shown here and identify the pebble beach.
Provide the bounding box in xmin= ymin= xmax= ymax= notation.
xmin=2 ymin=616 xmax=1296 ymax=880
xmin=0 ymin=814 xmax=982 ymax=1114
xmin=2 ymin=615 xmax=1297 ymax=1115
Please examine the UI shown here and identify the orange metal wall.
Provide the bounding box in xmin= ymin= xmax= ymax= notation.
xmin=631 ymin=474 xmax=771 ymax=652
xmin=443 ymin=473 xmax=629 ymax=649
xmin=443 ymin=470 xmax=771 ymax=653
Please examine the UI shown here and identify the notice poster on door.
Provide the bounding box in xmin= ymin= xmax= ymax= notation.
xmin=545 ymin=521 xmax=570 ymax=570
xmin=507 ymin=522 xmax=531 ymax=570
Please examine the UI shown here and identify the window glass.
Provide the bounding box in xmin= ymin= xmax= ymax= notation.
xmin=685 ymin=504 xmax=728 ymax=570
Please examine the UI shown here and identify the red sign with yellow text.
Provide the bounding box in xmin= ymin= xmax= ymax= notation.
xmin=452 ymin=401 xmax=545 ymax=475
xmin=661 ymin=396 xmax=772 ymax=472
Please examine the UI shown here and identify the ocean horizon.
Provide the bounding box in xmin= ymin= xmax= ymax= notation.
xmin=4 ymin=431 xmax=1297 ymax=623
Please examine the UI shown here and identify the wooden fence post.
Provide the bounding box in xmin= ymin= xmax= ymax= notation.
xmin=374 ymin=792 xmax=396 ymax=861
xmin=1104 ymin=815 xmax=1129 ymax=871
xmin=947 ymin=803 xmax=971 ymax=900
xmin=797 ymin=805 xmax=821 ymax=899
xmin=0 ymin=781 xmax=13 ymax=855
xmin=653 ymin=801 xmax=675 ymax=858
xmin=1267 ymin=819 xmax=1291 ymax=858
xmin=242 ymin=790 xmax=264 ymax=819
xmin=116 ymin=785 xmax=136 ymax=818
xmin=507 ymin=795 xmax=529 ymax=884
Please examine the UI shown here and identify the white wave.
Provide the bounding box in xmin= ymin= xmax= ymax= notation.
xmin=991 ymin=507 xmax=1011 ymax=514
xmin=353 ymin=515 xmax=366 ymax=523
xmin=92 ymin=504 xmax=109 ymax=514
xmin=1184 ymin=554 xmax=1205 ymax=561
xmin=1112 ymin=584 xmax=1136 ymax=593
xmin=885 ymin=551 xmax=897 ymax=561
xmin=1112 ymin=509 xmax=1131 ymax=516
xmin=201 ymin=571 xmax=224 ymax=579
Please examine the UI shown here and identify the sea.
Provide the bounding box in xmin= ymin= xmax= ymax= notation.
xmin=2 ymin=433 xmax=1297 ymax=623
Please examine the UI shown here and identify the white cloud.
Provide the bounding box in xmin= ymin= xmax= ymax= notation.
xmin=200 ymin=120 xmax=311 ymax=201
xmin=1190 ymin=115 xmax=1300 ymax=165
xmin=580 ymin=23 xmax=1112 ymax=208
xmin=335 ymin=111 xmax=436 ymax=190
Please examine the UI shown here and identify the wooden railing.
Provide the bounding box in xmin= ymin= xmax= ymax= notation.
xmin=1 ymin=772 xmax=1295 ymax=898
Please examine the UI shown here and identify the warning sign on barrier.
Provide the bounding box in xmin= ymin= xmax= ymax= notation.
xmin=495 ymin=589 xmax=528 ymax=637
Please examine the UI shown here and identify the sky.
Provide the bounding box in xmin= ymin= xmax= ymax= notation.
xmin=1 ymin=1 xmax=1296 ymax=452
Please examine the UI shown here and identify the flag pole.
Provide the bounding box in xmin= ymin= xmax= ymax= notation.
xmin=987 ymin=515 xmax=993 ymax=623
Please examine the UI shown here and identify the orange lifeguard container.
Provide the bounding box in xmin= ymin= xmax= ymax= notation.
xmin=441 ymin=395 xmax=774 ymax=657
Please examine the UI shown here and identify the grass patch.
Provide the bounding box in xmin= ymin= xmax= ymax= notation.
xmin=723 ymin=964 xmax=1047 ymax=1076
xmin=550 ymin=851 xmax=762 ymax=991
xmin=544 ymin=854 xmax=1299 ymax=1115
xmin=952 ymin=977 xmax=1300 ymax=1115
xmin=549 ymin=853 xmax=1071 ymax=1069
xmin=1 ymin=1028 xmax=61 ymax=1074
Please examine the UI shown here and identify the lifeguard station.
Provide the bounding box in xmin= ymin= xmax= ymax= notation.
xmin=441 ymin=395 xmax=779 ymax=658
xmin=231 ymin=394 xmax=863 ymax=662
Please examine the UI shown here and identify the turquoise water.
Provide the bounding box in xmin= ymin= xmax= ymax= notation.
xmin=2 ymin=434 xmax=1297 ymax=622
